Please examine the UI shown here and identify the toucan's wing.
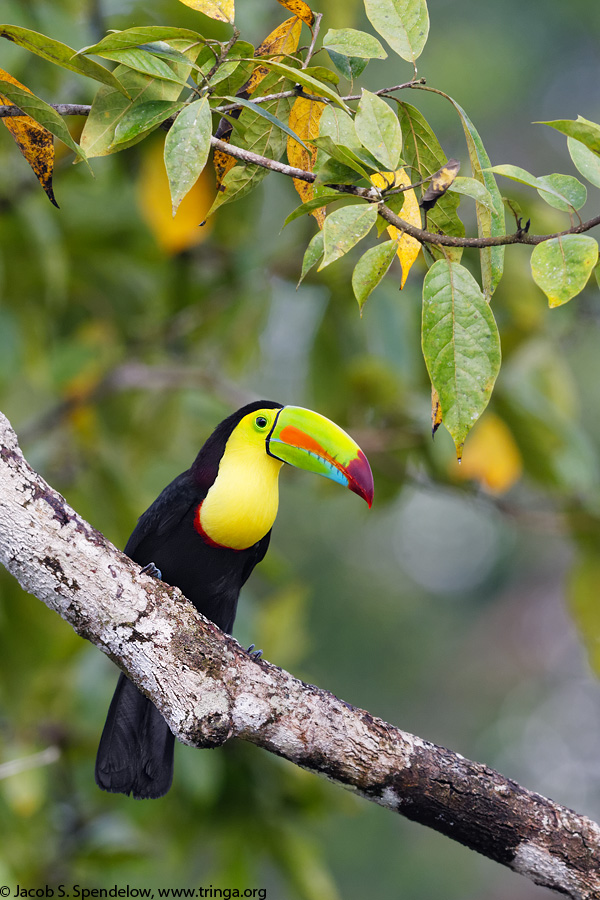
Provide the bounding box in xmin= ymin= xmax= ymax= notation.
xmin=124 ymin=470 xmax=200 ymax=563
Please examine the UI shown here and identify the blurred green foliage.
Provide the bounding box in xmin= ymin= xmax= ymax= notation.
xmin=1 ymin=1 xmax=600 ymax=899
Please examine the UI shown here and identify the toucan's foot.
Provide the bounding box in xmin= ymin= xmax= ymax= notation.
xmin=141 ymin=562 xmax=162 ymax=580
xmin=246 ymin=643 xmax=263 ymax=661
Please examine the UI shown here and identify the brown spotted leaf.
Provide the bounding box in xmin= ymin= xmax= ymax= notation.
xmin=245 ymin=16 xmax=303 ymax=95
xmin=276 ymin=0 xmax=315 ymax=26
xmin=0 ymin=67 xmax=57 ymax=206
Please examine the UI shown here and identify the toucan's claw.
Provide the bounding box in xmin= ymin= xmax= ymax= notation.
xmin=141 ymin=562 xmax=162 ymax=580
xmin=246 ymin=643 xmax=263 ymax=661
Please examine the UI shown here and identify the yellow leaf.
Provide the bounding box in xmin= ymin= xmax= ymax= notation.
xmin=176 ymin=0 xmax=234 ymax=24
xmin=431 ymin=386 xmax=443 ymax=436
xmin=371 ymin=169 xmax=421 ymax=288
xmin=213 ymin=142 xmax=237 ymax=193
xmin=287 ymin=96 xmax=325 ymax=227
xmin=454 ymin=413 xmax=522 ymax=494
xmin=276 ymin=0 xmax=315 ymax=26
xmin=138 ymin=138 xmax=214 ymax=255
xmin=246 ymin=16 xmax=303 ymax=95
xmin=0 ymin=67 xmax=56 ymax=206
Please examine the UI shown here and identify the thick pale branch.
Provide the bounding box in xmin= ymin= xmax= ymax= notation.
xmin=0 ymin=411 xmax=599 ymax=897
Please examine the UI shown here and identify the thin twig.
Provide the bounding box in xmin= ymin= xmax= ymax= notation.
xmin=302 ymin=12 xmax=323 ymax=69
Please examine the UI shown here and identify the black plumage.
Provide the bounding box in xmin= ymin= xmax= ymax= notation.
xmin=95 ymin=401 xmax=282 ymax=799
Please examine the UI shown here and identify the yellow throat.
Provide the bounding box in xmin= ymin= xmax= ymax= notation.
xmin=198 ymin=411 xmax=283 ymax=550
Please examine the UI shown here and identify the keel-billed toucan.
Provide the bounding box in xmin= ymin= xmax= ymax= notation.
xmin=95 ymin=401 xmax=373 ymax=799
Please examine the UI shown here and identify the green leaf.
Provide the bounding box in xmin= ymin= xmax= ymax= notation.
xmin=327 ymin=50 xmax=368 ymax=81
xmin=93 ymin=48 xmax=189 ymax=84
xmin=397 ymin=101 xmax=464 ymax=262
xmin=284 ymin=190 xmax=346 ymax=226
xmin=422 ymin=260 xmax=501 ymax=456
xmin=80 ymin=40 xmax=197 ymax=158
xmin=568 ymin=136 xmax=600 ymax=190
xmin=448 ymin=176 xmax=495 ymax=212
xmin=364 ymin=0 xmax=429 ymax=64
xmin=490 ymin=164 xmax=585 ymax=213
xmin=322 ymin=28 xmax=387 ymax=59
xmin=206 ymin=72 xmax=295 ymax=216
xmin=298 ymin=231 xmax=324 ymax=286
xmin=352 ymin=239 xmax=399 ymax=312
xmin=531 ymin=235 xmax=599 ymax=308
xmin=536 ymin=115 xmax=600 ymax=156
xmin=79 ymin=27 xmax=206 ymax=55
xmin=0 ymin=79 xmax=88 ymax=166
xmin=450 ymin=99 xmax=505 ymax=298
xmin=241 ymin=59 xmax=350 ymax=112
xmin=569 ymin=552 xmax=600 ymax=677
xmin=536 ymin=174 xmax=586 ymax=212
xmin=355 ymin=90 xmax=402 ymax=170
xmin=165 ymin=96 xmax=213 ymax=214
xmin=113 ymin=100 xmax=184 ymax=146
xmin=224 ymin=96 xmax=307 ymax=148
xmin=319 ymin=204 xmax=379 ymax=269
xmin=311 ymin=136 xmax=373 ymax=178
xmin=0 ymin=24 xmax=130 ymax=97
xmin=302 ymin=66 xmax=340 ymax=86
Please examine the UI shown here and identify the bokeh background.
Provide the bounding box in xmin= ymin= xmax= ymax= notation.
xmin=1 ymin=0 xmax=600 ymax=897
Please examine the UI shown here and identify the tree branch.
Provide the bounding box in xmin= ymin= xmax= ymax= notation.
xmin=2 ymin=101 xmax=597 ymax=249
xmin=0 ymin=410 xmax=599 ymax=897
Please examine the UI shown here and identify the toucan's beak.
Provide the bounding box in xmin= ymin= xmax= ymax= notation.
xmin=266 ymin=406 xmax=374 ymax=507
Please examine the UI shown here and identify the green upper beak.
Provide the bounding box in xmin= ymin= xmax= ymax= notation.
xmin=266 ymin=406 xmax=374 ymax=507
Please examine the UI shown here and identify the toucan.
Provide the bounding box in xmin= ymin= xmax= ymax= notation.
xmin=95 ymin=401 xmax=374 ymax=799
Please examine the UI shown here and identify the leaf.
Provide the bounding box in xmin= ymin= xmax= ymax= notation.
xmin=448 ymin=176 xmax=495 ymax=212
xmin=450 ymin=99 xmax=505 ymax=299
xmin=355 ymin=90 xmax=402 ymax=170
xmin=0 ymin=77 xmax=88 ymax=166
xmin=287 ymin=96 xmax=326 ymax=226
xmin=327 ymin=50 xmax=368 ymax=81
xmin=284 ymin=190 xmax=346 ymax=226
xmin=569 ymin=552 xmax=600 ymax=678
xmin=138 ymin=136 xmax=214 ymax=255
xmin=536 ymin=174 xmax=587 ymax=212
xmin=530 ymin=235 xmax=599 ymax=308
xmin=164 ymin=97 xmax=213 ymax=214
xmin=276 ymin=0 xmax=315 ymax=26
xmin=0 ymin=67 xmax=57 ymax=206
xmin=419 ymin=158 xmax=460 ymax=210
xmin=397 ymin=101 xmax=464 ymax=262
xmin=431 ymin=386 xmax=442 ymax=436
xmin=455 ymin=413 xmax=522 ymax=494
xmin=176 ymin=0 xmax=234 ymax=24
xmin=0 ymin=25 xmax=130 ymax=97
xmin=248 ymin=59 xmax=350 ymax=112
xmin=302 ymin=66 xmax=340 ymax=86
xmin=422 ymin=260 xmax=501 ymax=456
xmin=80 ymin=41 xmax=196 ymax=158
xmin=319 ymin=203 xmax=378 ymax=269
xmin=207 ymin=73 xmax=295 ymax=216
xmin=311 ymin=135 xmax=373 ymax=178
xmin=245 ymin=16 xmax=303 ymax=95
xmin=537 ymin=115 xmax=600 ymax=156
xmin=568 ymin=136 xmax=600 ymax=189
xmin=298 ymin=230 xmax=324 ymax=285
xmin=364 ymin=0 xmax=429 ymax=64
xmin=79 ymin=27 xmax=206 ymax=55
xmin=490 ymin=164 xmax=582 ymax=210
xmin=374 ymin=169 xmax=421 ymax=288
xmin=323 ymin=29 xmax=387 ymax=59
xmin=113 ymin=100 xmax=184 ymax=146
xmin=224 ymin=96 xmax=307 ymax=147
xmin=93 ymin=48 xmax=189 ymax=84
xmin=352 ymin=239 xmax=399 ymax=312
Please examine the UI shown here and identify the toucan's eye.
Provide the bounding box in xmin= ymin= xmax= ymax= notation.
xmin=255 ymin=416 xmax=268 ymax=429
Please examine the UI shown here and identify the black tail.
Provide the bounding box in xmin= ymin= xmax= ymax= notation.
xmin=95 ymin=673 xmax=175 ymax=799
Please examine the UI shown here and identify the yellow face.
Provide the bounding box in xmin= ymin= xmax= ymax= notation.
xmin=197 ymin=409 xmax=283 ymax=550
